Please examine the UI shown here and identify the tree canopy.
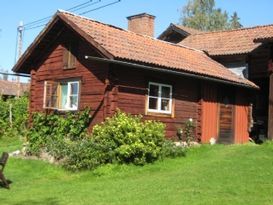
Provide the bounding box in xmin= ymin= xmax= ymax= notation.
xmin=180 ymin=0 xmax=243 ymax=31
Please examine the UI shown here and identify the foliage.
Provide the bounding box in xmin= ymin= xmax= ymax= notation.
xmin=230 ymin=12 xmax=242 ymax=29
xmin=26 ymin=110 xmax=185 ymax=171
xmin=91 ymin=111 xmax=166 ymax=165
xmin=180 ymin=0 xmax=243 ymax=31
xmin=0 ymin=95 xmax=28 ymax=139
xmin=160 ymin=140 xmax=186 ymax=158
xmin=64 ymin=111 xmax=185 ymax=171
xmin=184 ymin=118 xmax=196 ymax=144
xmin=26 ymin=108 xmax=90 ymax=156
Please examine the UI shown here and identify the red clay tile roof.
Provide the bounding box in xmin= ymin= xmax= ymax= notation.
xmin=180 ymin=24 xmax=273 ymax=56
xmin=157 ymin=23 xmax=202 ymax=42
xmin=13 ymin=10 xmax=257 ymax=88
xmin=0 ymin=80 xmax=29 ymax=96
xmin=174 ymin=24 xmax=202 ymax=35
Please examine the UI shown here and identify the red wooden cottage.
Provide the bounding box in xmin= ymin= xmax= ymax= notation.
xmin=159 ymin=24 xmax=273 ymax=141
xmin=13 ymin=11 xmax=257 ymax=143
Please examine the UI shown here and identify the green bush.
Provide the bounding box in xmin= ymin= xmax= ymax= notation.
xmin=92 ymin=111 xmax=165 ymax=165
xmin=160 ymin=140 xmax=186 ymax=158
xmin=0 ymin=95 xmax=28 ymax=139
xmin=26 ymin=109 xmax=90 ymax=156
xmin=26 ymin=110 xmax=186 ymax=171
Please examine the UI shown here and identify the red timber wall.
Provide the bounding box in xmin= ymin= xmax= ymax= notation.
xmin=109 ymin=65 xmax=200 ymax=139
xmin=201 ymin=83 xmax=218 ymax=143
xmin=29 ymin=30 xmax=109 ymax=128
xmin=200 ymin=83 xmax=250 ymax=143
xmin=234 ymin=89 xmax=250 ymax=143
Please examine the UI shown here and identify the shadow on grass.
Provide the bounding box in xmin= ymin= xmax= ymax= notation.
xmin=0 ymin=198 xmax=60 ymax=205
xmin=0 ymin=179 xmax=12 ymax=189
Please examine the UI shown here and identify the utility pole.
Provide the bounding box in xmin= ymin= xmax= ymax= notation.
xmin=16 ymin=21 xmax=24 ymax=97
xmin=16 ymin=21 xmax=24 ymax=65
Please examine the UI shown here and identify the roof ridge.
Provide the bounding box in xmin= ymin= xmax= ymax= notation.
xmin=173 ymin=24 xmax=202 ymax=31
xmin=58 ymin=10 xmax=206 ymax=55
xmin=187 ymin=23 xmax=273 ymax=36
xmin=57 ymin=9 xmax=126 ymax=32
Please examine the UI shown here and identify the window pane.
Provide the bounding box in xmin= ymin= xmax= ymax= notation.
xmin=70 ymin=82 xmax=78 ymax=95
xmin=162 ymin=86 xmax=171 ymax=98
xmin=161 ymin=99 xmax=170 ymax=111
xmin=149 ymin=84 xmax=159 ymax=97
xmin=69 ymin=96 xmax=78 ymax=109
xmin=51 ymin=96 xmax=58 ymax=108
xmin=60 ymin=83 xmax=68 ymax=109
xmin=149 ymin=97 xmax=158 ymax=110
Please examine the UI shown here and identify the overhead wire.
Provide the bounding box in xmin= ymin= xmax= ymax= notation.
xmin=14 ymin=0 xmax=122 ymax=62
xmin=80 ymin=0 xmax=121 ymax=15
xmin=23 ymin=0 xmax=99 ymax=29
xmin=24 ymin=0 xmax=121 ymax=30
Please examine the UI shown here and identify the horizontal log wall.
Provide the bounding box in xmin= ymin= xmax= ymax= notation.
xmin=29 ymin=30 xmax=108 ymax=128
xmin=110 ymin=65 xmax=200 ymax=140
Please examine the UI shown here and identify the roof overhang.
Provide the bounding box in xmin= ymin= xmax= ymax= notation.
xmin=158 ymin=24 xmax=190 ymax=43
xmin=12 ymin=11 xmax=113 ymax=74
xmin=85 ymin=55 xmax=259 ymax=90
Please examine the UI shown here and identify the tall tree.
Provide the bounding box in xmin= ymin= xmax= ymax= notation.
xmin=229 ymin=12 xmax=242 ymax=29
xmin=180 ymin=0 xmax=241 ymax=31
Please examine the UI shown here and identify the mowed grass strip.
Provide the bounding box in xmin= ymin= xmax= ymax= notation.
xmin=1 ymin=139 xmax=273 ymax=205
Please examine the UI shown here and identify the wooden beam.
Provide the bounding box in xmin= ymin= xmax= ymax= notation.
xmin=268 ymin=73 xmax=273 ymax=139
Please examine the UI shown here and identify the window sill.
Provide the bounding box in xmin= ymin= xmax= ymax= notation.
xmin=43 ymin=107 xmax=79 ymax=112
xmin=63 ymin=66 xmax=76 ymax=70
xmin=146 ymin=111 xmax=173 ymax=118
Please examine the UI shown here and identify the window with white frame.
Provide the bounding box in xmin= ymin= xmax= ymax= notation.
xmin=44 ymin=80 xmax=79 ymax=111
xmin=148 ymin=82 xmax=172 ymax=114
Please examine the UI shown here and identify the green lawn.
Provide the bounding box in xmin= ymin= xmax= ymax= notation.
xmin=1 ymin=138 xmax=273 ymax=205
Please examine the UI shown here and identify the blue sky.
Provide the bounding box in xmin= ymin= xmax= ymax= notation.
xmin=0 ymin=0 xmax=273 ymax=77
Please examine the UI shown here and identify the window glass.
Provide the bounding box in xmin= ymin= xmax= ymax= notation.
xmin=70 ymin=96 xmax=78 ymax=109
xmin=161 ymin=99 xmax=170 ymax=111
xmin=148 ymin=82 xmax=172 ymax=114
xmin=162 ymin=86 xmax=171 ymax=98
xmin=70 ymin=82 xmax=78 ymax=95
xmin=44 ymin=80 xmax=79 ymax=111
xmin=148 ymin=97 xmax=158 ymax=110
xmin=60 ymin=83 xmax=68 ymax=109
xmin=149 ymin=84 xmax=159 ymax=97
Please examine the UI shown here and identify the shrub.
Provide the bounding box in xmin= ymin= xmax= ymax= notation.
xmin=0 ymin=95 xmax=28 ymax=139
xmin=26 ymin=109 xmax=186 ymax=171
xmin=160 ymin=140 xmax=186 ymax=158
xmin=26 ymin=109 xmax=90 ymax=156
xmin=184 ymin=118 xmax=196 ymax=144
xmin=91 ymin=111 xmax=165 ymax=165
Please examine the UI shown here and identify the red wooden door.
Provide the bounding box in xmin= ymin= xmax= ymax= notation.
xmin=218 ymin=92 xmax=234 ymax=143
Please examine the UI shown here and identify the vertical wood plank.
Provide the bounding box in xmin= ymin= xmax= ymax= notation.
xmin=268 ymin=73 xmax=273 ymax=139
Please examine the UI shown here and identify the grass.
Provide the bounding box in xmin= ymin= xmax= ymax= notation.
xmin=1 ymin=139 xmax=273 ymax=205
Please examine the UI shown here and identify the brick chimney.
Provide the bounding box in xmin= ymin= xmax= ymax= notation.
xmin=127 ymin=13 xmax=155 ymax=37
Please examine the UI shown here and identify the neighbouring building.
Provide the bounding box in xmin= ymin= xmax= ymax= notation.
xmin=12 ymin=11 xmax=257 ymax=143
xmin=0 ymin=79 xmax=29 ymax=99
xmin=159 ymin=24 xmax=273 ymax=140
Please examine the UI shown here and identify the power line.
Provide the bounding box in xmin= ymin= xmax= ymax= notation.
xmin=14 ymin=0 xmax=122 ymax=63
xmin=68 ymin=0 xmax=94 ymax=12
xmin=24 ymin=23 xmax=48 ymax=31
xmin=24 ymin=16 xmax=51 ymax=27
xmin=80 ymin=0 xmax=121 ymax=15
xmin=24 ymin=0 xmax=97 ymax=29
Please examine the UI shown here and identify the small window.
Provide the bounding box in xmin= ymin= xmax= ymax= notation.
xmin=148 ymin=82 xmax=172 ymax=114
xmin=44 ymin=80 xmax=79 ymax=111
xmin=63 ymin=43 xmax=76 ymax=69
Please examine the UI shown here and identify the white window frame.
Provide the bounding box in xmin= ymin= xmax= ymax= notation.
xmin=59 ymin=81 xmax=79 ymax=111
xmin=43 ymin=80 xmax=80 ymax=111
xmin=147 ymin=82 xmax=172 ymax=114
